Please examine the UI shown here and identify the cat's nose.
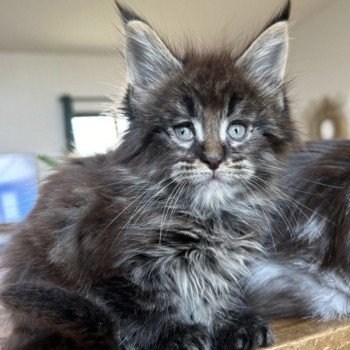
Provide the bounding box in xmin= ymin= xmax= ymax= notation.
xmin=202 ymin=155 xmax=223 ymax=170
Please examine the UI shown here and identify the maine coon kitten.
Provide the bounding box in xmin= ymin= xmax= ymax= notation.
xmin=1 ymin=2 xmax=297 ymax=349
xmin=247 ymin=140 xmax=350 ymax=319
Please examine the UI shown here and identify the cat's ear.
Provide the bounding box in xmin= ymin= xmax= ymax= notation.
xmin=116 ymin=2 xmax=181 ymax=91
xmin=236 ymin=1 xmax=291 ymax=88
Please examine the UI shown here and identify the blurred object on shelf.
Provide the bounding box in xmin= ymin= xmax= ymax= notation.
xmin=305 ymin=96 xmax=349 ymax=140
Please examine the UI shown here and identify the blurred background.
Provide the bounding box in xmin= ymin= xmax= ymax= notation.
xmin=0 ymin=0 xmax=349 ymax=225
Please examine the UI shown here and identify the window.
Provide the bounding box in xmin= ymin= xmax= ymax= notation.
xmin=61 ymin=95 xmax=127 ymax=156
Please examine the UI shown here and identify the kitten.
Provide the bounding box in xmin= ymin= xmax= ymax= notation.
xmin=1 ymin=1 xmax=297 ymax=349
xmin=247 ymin=140 xmax=350 ymax=320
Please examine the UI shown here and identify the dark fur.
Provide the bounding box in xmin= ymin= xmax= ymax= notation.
xmin=1 ymin=2 xmax=296 ymax=349
xmin=247 ymin=140 xmax=350 ymax=319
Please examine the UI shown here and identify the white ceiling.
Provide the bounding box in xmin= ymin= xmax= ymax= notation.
xmin=0 ymin=0 xmax=333 ymax=55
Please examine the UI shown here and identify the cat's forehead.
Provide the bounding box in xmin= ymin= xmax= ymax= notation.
xmin=176 ymin=53 xmax=253 ymax=109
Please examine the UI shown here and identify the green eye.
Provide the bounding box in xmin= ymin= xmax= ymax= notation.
xmin=228 ymin=123 xmax=246 ymax=140
xmin=174 ymin=125 xmax=194 ymax=141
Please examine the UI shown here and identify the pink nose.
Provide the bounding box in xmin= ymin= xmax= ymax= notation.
xmin=203 ymin=155 xmax=222 ymax=170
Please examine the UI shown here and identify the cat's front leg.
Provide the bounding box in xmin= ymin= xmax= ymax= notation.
xmin=155 ymin=323 xmax=211 ymax=350
xmin=214 ymin=312 xmax=274 ymax=350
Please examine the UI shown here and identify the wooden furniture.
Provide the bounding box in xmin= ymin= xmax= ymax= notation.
xmin=0 ymin=224 xmax=12 ymax=256
xmin=0 ymin=225 xmax=13 ymax=234
xmin=270 ymin=319 xmax=350 ymax=350
xmin=0 ymin=307 xmax=10 ymax=348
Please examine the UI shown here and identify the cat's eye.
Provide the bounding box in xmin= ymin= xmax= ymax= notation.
xmin=228 ymin=123 xmax=246 ymax=140
xmin=174 ymin=125 xmax=194 ymax=141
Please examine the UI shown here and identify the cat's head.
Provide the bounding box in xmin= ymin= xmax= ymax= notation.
xmin=116 ymin=1 xmax=297 ymax=213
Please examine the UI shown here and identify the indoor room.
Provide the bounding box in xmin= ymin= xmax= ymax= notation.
xmin=0 ymin=1 xmax=349 ymax=349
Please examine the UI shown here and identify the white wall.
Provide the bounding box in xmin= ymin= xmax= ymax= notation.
xmin=288 ymin=0 xmax=350 ymax=135
xmin=0 ymin=52 xmax=125 ymax=156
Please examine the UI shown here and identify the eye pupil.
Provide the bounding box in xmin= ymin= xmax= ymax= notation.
xmin=174 ymin=125 xmax=194 ymax=141
xmin=228 ymin=123 xmax=246 ymax=140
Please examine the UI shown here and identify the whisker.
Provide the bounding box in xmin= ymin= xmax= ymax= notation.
xmin=105 ymin=177 xmax=174 ymax=238
xmin=262 ymin=164 xmax=344 ymax=190
xmin=255 ymin=175 xmax=335 ymax=225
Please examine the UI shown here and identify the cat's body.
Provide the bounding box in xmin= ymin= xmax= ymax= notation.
xmin=247 ymin=140 xmax=350 ymax=320
xmin=3 ymin=151 xmax=272 ymax=349
xmin=0 ymin=1 xmax=325 ymax=349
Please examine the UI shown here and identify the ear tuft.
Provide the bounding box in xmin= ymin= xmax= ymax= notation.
xmin=117 ymin=4 xmax=182 ymax=92
xmin=115 ymin=1 xmax=147 ymax=25
xmin=236 ymin=2 xmax=290 ymax=90
xmin=267 ymin=0 xmax=291 ymax=28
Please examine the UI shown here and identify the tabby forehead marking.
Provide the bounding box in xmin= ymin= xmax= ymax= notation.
xmin=192 ymin=119 xmax=204 ymax=142
xmin=220 ymin=118 xmax=229 ymax=142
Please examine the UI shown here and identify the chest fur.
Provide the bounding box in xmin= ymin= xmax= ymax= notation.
xmin=125 ymin=215 xmax=260 ymax=327
xmin=166 ymin=245 xmax=248 ymax=326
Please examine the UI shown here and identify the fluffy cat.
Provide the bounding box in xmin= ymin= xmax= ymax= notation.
xmin=1 ymin=2 xmax=296 ymax=349
xmin=247 ymin=140 xmax=350 ymax=320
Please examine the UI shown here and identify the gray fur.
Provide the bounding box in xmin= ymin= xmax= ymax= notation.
xmin=247 ymin=140 xmax=350 ymax=320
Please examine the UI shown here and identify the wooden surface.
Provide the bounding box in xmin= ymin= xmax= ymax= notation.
xmin=0 ymin=316 xmax=349 ymax=349
xmin=0 ymin=307 xmax=10 ymax=348
xmin=270 ymin=319 xmax=350 ymax=350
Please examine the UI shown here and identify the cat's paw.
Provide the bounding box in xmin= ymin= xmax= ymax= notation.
xmin=215 ymin=314 xmax=274 ymax=350
xmin=158 ymin=324 xmax=211 ymax=350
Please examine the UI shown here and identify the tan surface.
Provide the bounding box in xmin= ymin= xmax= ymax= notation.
xmin=0 ymin=307 xmax=10 ymax=349
xmin=0 ymin=315 xmax=349 ymax=349
xmin=270 ymin=319 xmax=350 ymax=350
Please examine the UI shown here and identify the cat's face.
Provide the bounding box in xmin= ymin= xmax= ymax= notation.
xmin=117 ymin=4 xmax=297 ymax=212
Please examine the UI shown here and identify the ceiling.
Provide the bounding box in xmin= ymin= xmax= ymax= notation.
xmin=0 ymin=0 xmax=333 ymax=55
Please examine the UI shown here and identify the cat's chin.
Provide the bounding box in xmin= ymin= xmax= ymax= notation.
xmin=189 ymin=180 xmax=239 ymax=214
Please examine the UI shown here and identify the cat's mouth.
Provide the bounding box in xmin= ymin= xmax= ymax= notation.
xmin=175 ymin=169 xmax=236 ymax=187
xmin=194 ymin=170 xmax=229 ymax=183
xmin=211 ymin=171 xmax=221 ymax=181
xmin=204 ymin=171 xmax=227 ymax=186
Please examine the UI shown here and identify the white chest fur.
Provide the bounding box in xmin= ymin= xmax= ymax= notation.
xmin=170 ymin=246 xmax=246 ymax=326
